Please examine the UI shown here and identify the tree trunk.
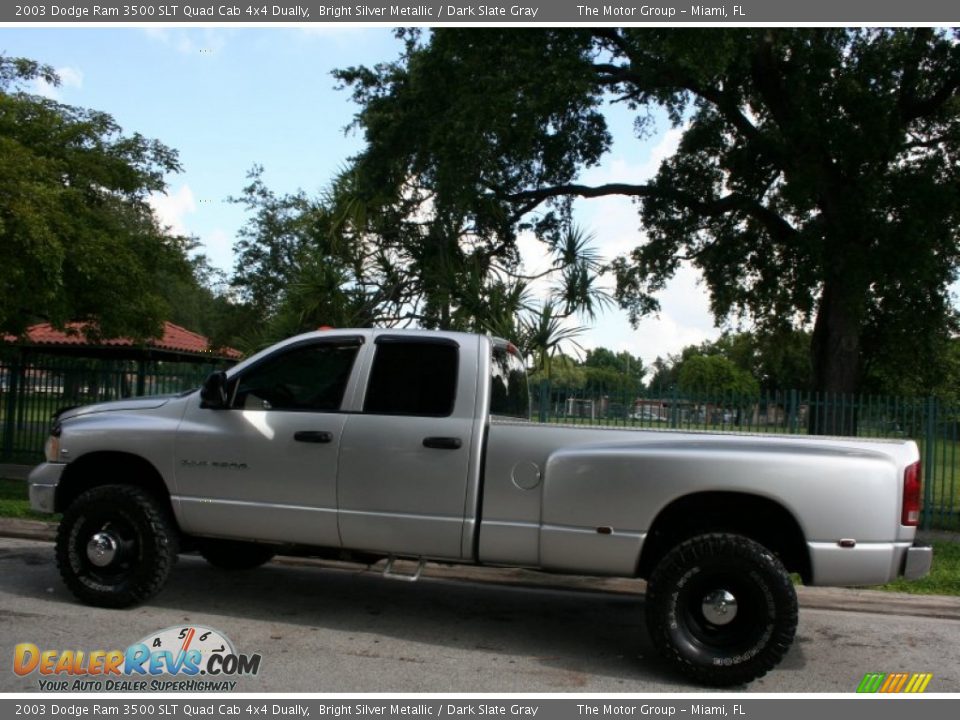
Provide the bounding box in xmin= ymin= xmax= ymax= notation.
xmin=809 ymin=276 xmax=864 ymax=435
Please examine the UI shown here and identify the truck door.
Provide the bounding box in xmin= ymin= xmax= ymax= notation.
xmin=336 ymin=335 xmax=479 ymax=560
xmin=175 ymin=336 xmax=363 ymax=546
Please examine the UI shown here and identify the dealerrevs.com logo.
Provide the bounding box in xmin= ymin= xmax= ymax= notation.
xmin=13 ymin=625 xmax=262 ymax=692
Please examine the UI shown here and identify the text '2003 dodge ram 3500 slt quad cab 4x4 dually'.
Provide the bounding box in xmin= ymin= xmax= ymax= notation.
xmin=28 ymin=328 xmax=932 ymax=686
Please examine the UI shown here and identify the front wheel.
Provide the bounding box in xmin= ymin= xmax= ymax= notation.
xmin=56 ymin=485 xmax=178 ymax=608
xmin=645 ymin=533 xmax=798 ymax=686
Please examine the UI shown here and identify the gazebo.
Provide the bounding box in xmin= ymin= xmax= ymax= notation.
xmin=1 ymin=321 xmax=241 ymax=462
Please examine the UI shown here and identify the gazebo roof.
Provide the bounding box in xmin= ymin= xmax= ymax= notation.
xmin=4 ymin=321 xmax=242 ymax=362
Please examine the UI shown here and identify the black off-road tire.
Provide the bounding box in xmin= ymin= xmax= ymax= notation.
xmin=645 ymin=533 xmax=798 ymax=687
xmin=198 ymin=539 xmax=276 ymax=570
xmin=56 ymin=485 xmax=178 ymax=608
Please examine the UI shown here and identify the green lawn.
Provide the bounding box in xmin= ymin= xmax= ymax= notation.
xmin=0 ymin=477 xmax=57 ymax=521
xmin=878 ymin=540 xmax=960 ymax=595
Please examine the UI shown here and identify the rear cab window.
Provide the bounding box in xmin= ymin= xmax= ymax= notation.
xmin=490 ymin=342 xmax=530 ymax=420
xmin=363 ymin=338 xmax=459 ymax=417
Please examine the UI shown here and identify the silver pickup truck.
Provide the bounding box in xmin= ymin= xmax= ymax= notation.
xmin=28 ymin=328 xmax=932 ymax=686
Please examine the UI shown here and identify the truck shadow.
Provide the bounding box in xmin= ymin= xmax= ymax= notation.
xmin=2 ymin=546 xmax=807 ymax=691
xmin=173 ymin=555 xmax=676 ymax=689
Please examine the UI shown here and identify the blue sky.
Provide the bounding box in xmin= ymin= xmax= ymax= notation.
xmin=0 ymin=27 xmax=719 ymax=370
xmin=0 ymin=27 xmax=403 ymax=267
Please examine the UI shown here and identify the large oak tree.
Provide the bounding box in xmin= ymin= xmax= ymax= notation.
xmin=336 ymin=28 xmax=960 ymax=404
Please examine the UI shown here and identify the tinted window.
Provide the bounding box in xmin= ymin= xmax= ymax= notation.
xmin=490 ymin=344 xmax=530 ymax=420
xmin=364 ymin=340 xmax=458 ymax=417
xmin=233 ymin=342 xmax=360 ymax=411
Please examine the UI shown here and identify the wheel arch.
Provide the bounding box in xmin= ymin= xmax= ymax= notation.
xmin=637 ymin=491 xmax=811 ymax=583
xmin=55 ymin=451 xmax=175 ymax=522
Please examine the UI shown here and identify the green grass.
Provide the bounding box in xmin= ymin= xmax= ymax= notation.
xmin=0 ymin=475 xmax=956 ymax=595
xmin=0 ymin=477 xmax=58 ymax=521
xmin=879 ymin=540 xmax=960 ymax=596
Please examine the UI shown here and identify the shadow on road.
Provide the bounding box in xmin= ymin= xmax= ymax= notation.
xmin=0 ymin=544 xmax=700 ymax=689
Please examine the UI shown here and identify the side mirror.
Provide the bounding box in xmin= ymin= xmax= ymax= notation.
xmin=200 ymin=370 xmax=230 ymax=409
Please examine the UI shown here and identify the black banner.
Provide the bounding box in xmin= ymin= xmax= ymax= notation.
xmin=1 ymin=700 xmax=958 ymax=720
xmin=3 ymin=1 xmax=959 ymax=24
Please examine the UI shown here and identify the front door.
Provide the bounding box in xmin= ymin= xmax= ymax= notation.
xmin=174 ymin=337 xmax=363 ymax=546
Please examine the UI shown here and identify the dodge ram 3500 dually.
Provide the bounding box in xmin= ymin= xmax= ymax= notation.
xmin=28 ymin=328 xmax=932 ymax=686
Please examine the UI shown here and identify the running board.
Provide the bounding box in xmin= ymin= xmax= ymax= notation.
xmin=383 ymin=557 xmax=424 ymax=582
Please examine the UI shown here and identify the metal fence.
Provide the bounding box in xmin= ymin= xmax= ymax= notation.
xmin=533 ymin=383 xmax=960 ymax=531
xmin=0 ymin=353 xmax=218 ymax=464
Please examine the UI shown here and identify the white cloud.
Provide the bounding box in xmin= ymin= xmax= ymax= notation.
xmin=202 ymin=228 xmax=235 ymax=273
xmin=143 ymin=28 xmax=228 ymax=56
xmin=149 ymin=184 xmax=196 ymax=236
xmin=149 ymin=187 xmax=235 ymax=273
xmin=584 ymin=262 xmax=721 ymax=373
xmin=30 ymin=65 xmax=83 ymax=101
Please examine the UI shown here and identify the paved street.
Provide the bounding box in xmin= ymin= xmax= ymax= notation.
xmin=1 ymin=537 xmax=958 ymax=693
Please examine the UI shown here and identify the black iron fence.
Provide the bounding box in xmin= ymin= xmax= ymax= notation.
xmin=2 ymin=356 xmax=957 ymax=530
xmin=0 ymin=353 xmax=217 ymax=464
xmin=533 ymin=382 xmax=960 ymax=531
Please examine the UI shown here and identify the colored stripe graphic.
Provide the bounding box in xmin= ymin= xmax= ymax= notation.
xmin=908 ymin=674 xmax=933 ymax=693
xmin=857 ymin=673 xmax=932 ymax=693
xmin=857 ymin=673 xmax=885 ymax=693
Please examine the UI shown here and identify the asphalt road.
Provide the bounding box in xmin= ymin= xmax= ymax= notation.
xmin=1 ymin=537 xmax=958 ymax=694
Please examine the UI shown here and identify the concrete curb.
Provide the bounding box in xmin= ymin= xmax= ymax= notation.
xmin=2 ymin=517 xmax=958 ymax=620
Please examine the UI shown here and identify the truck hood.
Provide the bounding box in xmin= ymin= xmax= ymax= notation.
xmin=58 ymin=395 xmax=177 ymax=421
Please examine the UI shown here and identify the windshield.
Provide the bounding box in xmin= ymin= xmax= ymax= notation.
xmin=490 ymin=343 xmax=530 ymax=420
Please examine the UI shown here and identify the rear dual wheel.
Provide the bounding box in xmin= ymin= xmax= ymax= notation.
xmin=645 ymin=533 xmax=798 ymax=686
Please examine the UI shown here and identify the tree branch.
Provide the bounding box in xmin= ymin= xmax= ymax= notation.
xmin=591 ymin=62 xmax=762 ymax=144
xmin=505 ymin=182 xmax=799 ymax=244
xmin=903 ymin=69 xmax=960 ymax=122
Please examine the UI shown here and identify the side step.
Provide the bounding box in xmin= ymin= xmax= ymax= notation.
xmin=383 ymin=557 xmax=425 ymax=582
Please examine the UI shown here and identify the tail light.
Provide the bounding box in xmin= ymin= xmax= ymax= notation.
xmin=901 ymin=460 xmax=922 ymax=526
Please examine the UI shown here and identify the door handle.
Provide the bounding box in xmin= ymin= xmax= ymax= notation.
xmin=294 ymin=431 xmax=333 ymax=444
xmin=423 ymin=436 xmax=462 ymax=450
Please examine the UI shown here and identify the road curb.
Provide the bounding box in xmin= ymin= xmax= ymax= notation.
xmin=3 ymin=517 xmax=957 ymax=620
xmin=0 ymin=518 xmax=56 ymax=542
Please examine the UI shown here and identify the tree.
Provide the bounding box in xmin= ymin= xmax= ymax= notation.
xmin=228 ymin=166 xmax=413 ymax=351
xmin=0 ymin=55 xmax=193 ymax=340
xmin=231 ymin=162 xmax=605 ymax=357
xmin=582 ymin=346 xmax=646 ymax=393
xmin=677 ymin=355 xmax=760 ymax=397
xmin=336 ymin=29 xmax=960 ymax=429
xmin=685 ymin=330 xmax=812 ymax=391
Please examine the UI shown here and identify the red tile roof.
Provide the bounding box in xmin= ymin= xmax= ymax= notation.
xmin=5 ymin=322 xmax=242 ymax=360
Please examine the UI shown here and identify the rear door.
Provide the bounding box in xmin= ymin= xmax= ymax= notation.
xmin=336 ymin=334 xmax=480 ymax=560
